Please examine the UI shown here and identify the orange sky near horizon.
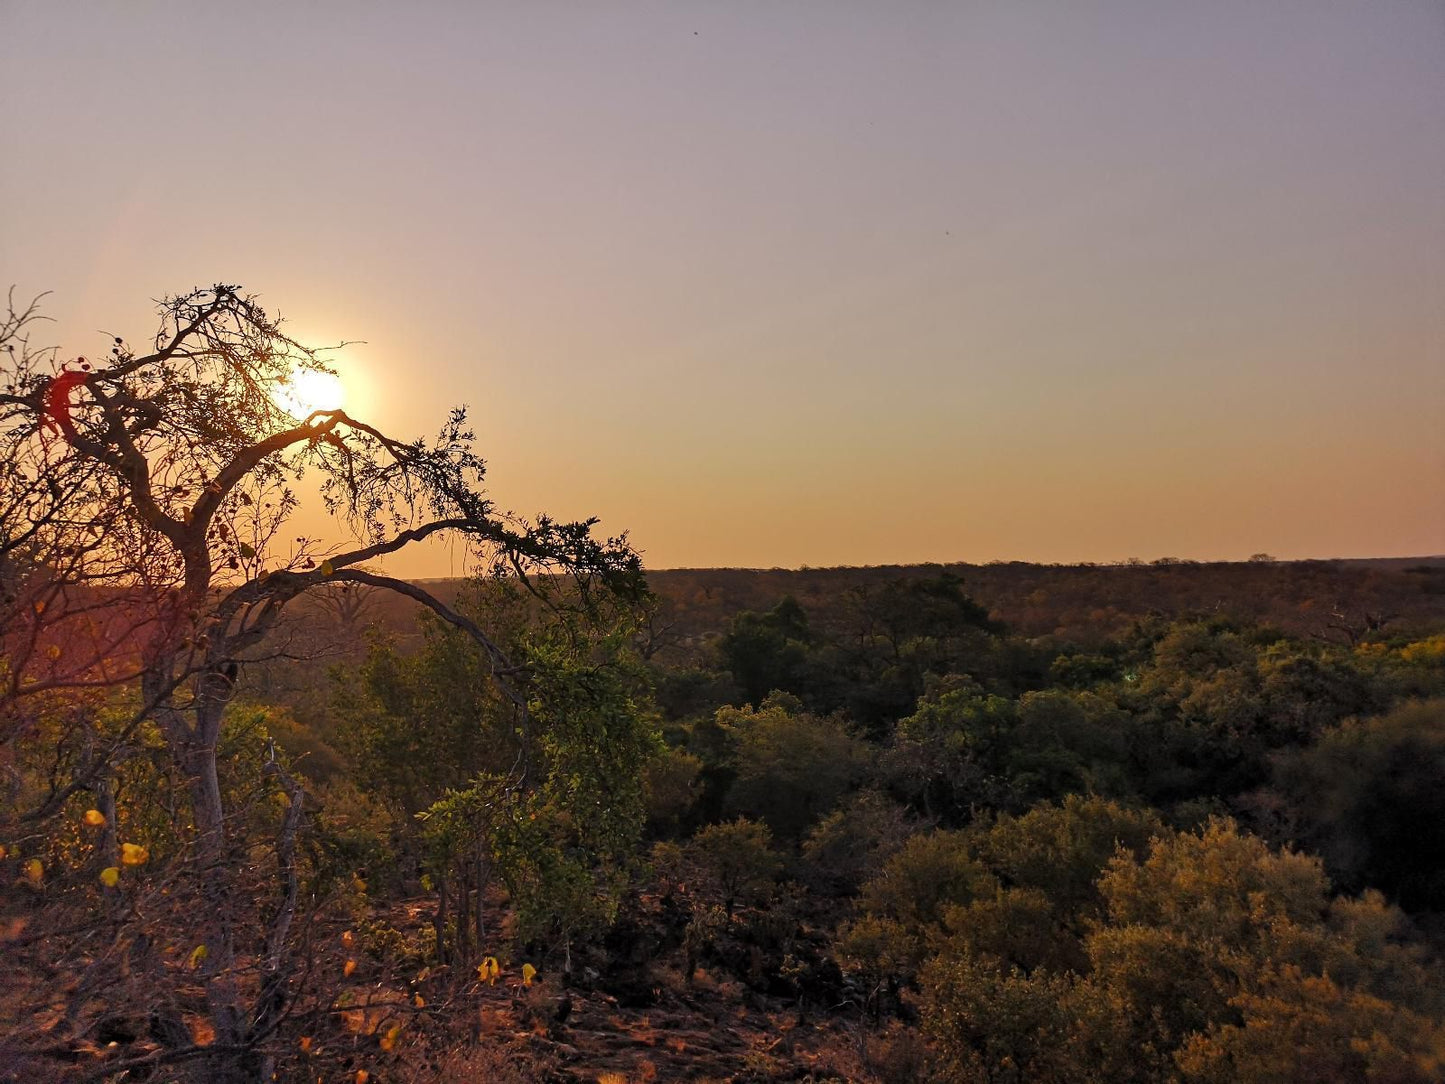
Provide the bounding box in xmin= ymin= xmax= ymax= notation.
xmin=3 ymin=2 xmax=1441 ymax=576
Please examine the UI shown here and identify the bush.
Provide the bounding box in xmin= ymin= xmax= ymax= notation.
xmin=721 ymin=696 xmax=868 ymax=841
xmin=689 ymin=817 xmax=781 ymax=916
xmin=1274 ymin=698 xmax=1445 ymax=910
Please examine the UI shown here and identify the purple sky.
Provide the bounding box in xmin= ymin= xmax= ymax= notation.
xmin=3 ymin=1 xmax=1442 ymax=572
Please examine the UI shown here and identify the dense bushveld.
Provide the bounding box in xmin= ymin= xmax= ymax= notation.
xmin=7 ymin=557 xmax=1445 ymax=1082
xmin=4 ymin=288 xmax=1443 ymax=1082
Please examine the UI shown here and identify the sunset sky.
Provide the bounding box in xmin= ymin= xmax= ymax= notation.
xmin=3 ymin=1 xmax=1442 ymax=575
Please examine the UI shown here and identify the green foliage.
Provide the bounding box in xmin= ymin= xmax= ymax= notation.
xmin=884 ymin=680 xmax=1138 ymax=821
xmin=938 ymin=886 xmax=1083 ymax=974
xmin=689 ymin=817 xmax=781 ymax=916
xmin=1052 ymin=620 xmax=1416 ymax=808
xmin=884 ymin=678 xmax=1016 ymax=820
xmin=1049 ymin=649 xmax=1124 ymax=689
xmin=1005 ymin=689 xmax=1131 ymax=800
xmin=720 ymin=694 xmax=868 ymax=840
xmin=718 ymin=595 xmax=814 ymax=706
xmin=845 ymin=798 xmax=1160 ymax=999
xmin=1274 ymin=698 xmax=1445 ymax=910
xmin=843 ymin=572 xmax=1000 ymax=652
xmin=653 ymin=665 xmax=740 ymax=721
xmin=714 ymin=574 xmax=1007 ymax=730
xmin=917 ymin=815 xmax=1445 ymax=1083
xmin=970 ymin=795 xmax=1164 ymax=920
xmin=523 ymin=620 xmax=660 ymax=855
xmin=416 ymin=597 xmax=661 ymax=952
xmin=858 ymin=830 xmax=997 ymax=933
xmin=309 ymin=777 xmax=402 ymax=893
xmin=1175 ymin=967 xmax=1445 ymax=1083
xmin=836 ymin=572 xmax=1007 ymax=728
xmin=642 ymin=745 xmax=704 ymax=836
xmin=800 ymin=789 xmax=911 ymax=895
xmin=1084 ymin=819 xmax=1441 ymax=1080
xmin=335 ymin=609 xmax=521 ymax=816
xmin=921 ymin=954 xmax=1081 ymax=1083
xmin=263 ymin=715 xmax=346 ymax=784
xmin=836 ymin=914 xmax=921 ymax=1008
xmin=1098 ymin=818 xmax=1329 ymax=939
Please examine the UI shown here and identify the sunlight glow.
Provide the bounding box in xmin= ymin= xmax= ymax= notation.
xmin=274 ymin=369 xmax=346 ymax=418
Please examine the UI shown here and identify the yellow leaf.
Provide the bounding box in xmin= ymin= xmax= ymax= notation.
xmin=46 ymin=644 xmax=61 ymax=660
xmin=189 ymin=944 xmax=208 ymax=969
xmin=380 ymin=1024 xmax=400 ymax=1051
xmin=341 ymin=929 xmax=355 ymax=949
xmin=99 ymin=866 xmax=120 ymax=888
xmin=319 ymin=560 xmax=335 ymax=576
xmin=522 ymin=962 xmax=537 ymax=987
xmin=355 ymin=1072 xmax=369 ymax=1084
xmin=413 ymin=994 xmax=424 ymax=1008
xmin=24 ymin=858 xmax=43 ymax=884
xmin=84 ymin=809 xmax=106 ymax=827
xmin=344 ymin=958 xmax=357 ymax=977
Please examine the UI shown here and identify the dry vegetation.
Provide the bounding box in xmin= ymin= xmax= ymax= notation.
xmin=5 ymin=287 xmax=1444 ymax=1082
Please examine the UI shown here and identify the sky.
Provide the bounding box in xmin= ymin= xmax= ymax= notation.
xmin=2 ymin=1 xmax=1442 ymax=575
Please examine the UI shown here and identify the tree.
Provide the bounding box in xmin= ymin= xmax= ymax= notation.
xmin=970 ymin=795 xmax=1163 ymax=921
xmin=921 ymin=954 xmax=1080 ymax=1083
xmin=883 ymin=678 xmax=1018 ymax=821
xmin=304 ymin=576 xmax=382 ymax=640
xmin=717 ymin=595 xmax=814 ymax=706
xmin=1003 ymin=690 xmax=1131 ymax=802
xmin=1084 ymin=819 xmax=1444 ymax=1081
xmin=1 ymin=292 xmax=171 ymax=830
xmin=720 ymin=694 xmax=868 ymax=841
xmin=337 ymin=602 xmax=524 ymax=818
xmin=857 ymin=830 xmax=997 ymax=936
xmin=474 ymin=596 xmax=660 ymax=968
xmin=918 ymin=817 xmax=1445 ymax=1083
xmin=0 ymin=285 xmax=644 ymax=1081
xmin=1273 ymin=698 xmax=1445 ymax=910
xmin=800 ymin=788 xmax=911 ymax=895
xmin=642 ymin=744 xmax=704 ymax=836
xmin=1176 ymin=967 xmax=1445 ymax=1084
xmin=838 ymin=572 xmax=1006 ymax=729
xmin=689 ymin=817 xmax=781 ymax=917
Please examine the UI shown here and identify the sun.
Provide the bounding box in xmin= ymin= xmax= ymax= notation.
xmin=274 ymin=368 xmax=346 ymax=418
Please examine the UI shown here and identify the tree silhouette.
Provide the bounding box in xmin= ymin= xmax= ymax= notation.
xmin=0 ymin=284 xmax=643 ymax=1081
